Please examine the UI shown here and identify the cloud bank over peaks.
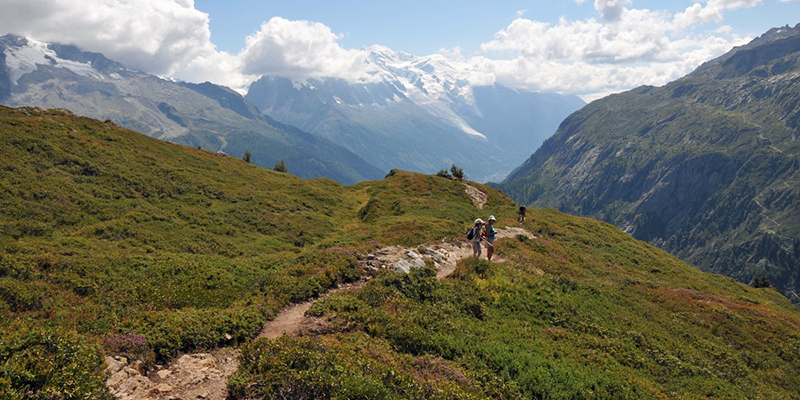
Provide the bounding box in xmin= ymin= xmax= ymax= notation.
xmin=239 ymin=17 xmax=377 ymax=84
xmin=0 ymin=0 xmax=216 ymax=78
xmin=0 ymin=1 xmax=379 ymax=92
xmin=476 ymin=0 xmax=756 ymax=100
xmin=0 ymin=0 xmax=768 ymax=100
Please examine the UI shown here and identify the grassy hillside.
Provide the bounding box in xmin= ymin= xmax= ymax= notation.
xmin=1 ymin=106 xmax=799 ymax=398
xmin=232 ymin=209 xmax=800 ymax=399
xmin=0 ymin=105 xmax=501 ymax=397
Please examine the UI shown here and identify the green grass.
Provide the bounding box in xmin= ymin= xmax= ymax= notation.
xmin=245 ymin=211 xmax=800 ymax=399
xmin=0 ymin=106 xmax=504 ymax=397
xmin=2 ymin=106 xmax=800 ymax=398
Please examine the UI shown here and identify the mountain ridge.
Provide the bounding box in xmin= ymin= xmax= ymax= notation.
xmin=245 ymin=47 xmax=585 ymax=182
xmin=0 ymin=34 xmax=383 ymax=184
xmin=497 ymin=23 xmax=800 ymax=305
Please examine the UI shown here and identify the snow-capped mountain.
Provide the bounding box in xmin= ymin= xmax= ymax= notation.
xmin=0 ymin=34 xmax=383 ymax=184
xmin=246 ymin=46 xmax=585 ymax=182
xmin=3 ymin=37 xmax=105 ymax=87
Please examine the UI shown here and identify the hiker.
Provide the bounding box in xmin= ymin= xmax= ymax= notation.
xmin=484 ymin=215 xmax=497 ymax=260
xmin=468 ymin=219 xmax=484 ymax=257
xmin=518 ymin=204 xmax=526 ymax=222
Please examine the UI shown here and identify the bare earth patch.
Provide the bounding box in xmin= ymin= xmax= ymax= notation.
xmin=105 ymin=348 xmax=239 ymax=400
xmin=463 ymin=183 xmax=488 ymax=209
xmin=498 ymin=226 xmax=536 ymax=240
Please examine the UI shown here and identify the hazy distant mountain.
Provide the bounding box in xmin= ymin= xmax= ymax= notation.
xmin=0 ymin=34 xmax=383 ymax=184
xmin=498 ymin=24 xmax=800 ymax=305
xmin=245 ymin=46 xmax=584 ymax=182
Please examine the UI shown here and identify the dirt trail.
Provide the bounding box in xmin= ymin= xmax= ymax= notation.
xmin=463 ymin=183 xmax=488 ymax=210
xmin=107 ymin=226 xmax=535 ymax=400
xmin=257 ymin=282 xmax=366 ymax=340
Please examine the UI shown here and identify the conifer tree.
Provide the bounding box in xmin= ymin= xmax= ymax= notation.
xmin=450 ymin=164 xmax=464 ymax=180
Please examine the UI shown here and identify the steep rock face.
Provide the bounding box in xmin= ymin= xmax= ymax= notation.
xmin=498 ymin=24 xmax=800 ymax=305
xmin=0 ymin=34 xmax=383 ymax=184
xmin=245 ymin=49 xmax=584 ymax=182
xmin=0 ymin=49 xmax=11 ymax=102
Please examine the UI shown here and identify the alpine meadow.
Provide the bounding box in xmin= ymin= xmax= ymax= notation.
xmin=2 ymin=106 xmax=800 ymax=398
xmin=3 ymin=1 xmax=800 ymax=398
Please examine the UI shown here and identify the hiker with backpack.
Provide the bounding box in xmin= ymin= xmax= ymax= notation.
xmin=518 ymin=204 xmax=526 ymax=222
xmin=467 ymin=219 xmax=484 ymax=257
xmin=484 ymin=215 xmax=497 ymax=261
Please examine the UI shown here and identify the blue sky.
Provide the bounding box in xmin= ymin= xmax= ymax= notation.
xmin=194 ymin=0 xmax=799 ymax=56
xmin=194 ymin=1 xmax=595 ymax=56
xmin=2 ymin=0 xmax=800 ymax=100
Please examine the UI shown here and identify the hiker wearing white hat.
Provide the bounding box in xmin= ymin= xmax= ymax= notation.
xmin=468 ymin=218 xmax=484 ymax=256
xmin=484 ymin=215 xmax=497 ymax=260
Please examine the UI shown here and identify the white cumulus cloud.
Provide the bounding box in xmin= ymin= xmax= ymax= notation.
xmin=473 ymin=1 xmax=757 ymax=101
xmin=0 ymin=1 xmax=375 ymax=91
xmin=0 ymin=0 xmax=777 ymax=101
xmin=238 ymin=17 xmax=374 ymax=83
xmin=595 ymin=0 xmax=633 ymax=22
xmin=0 ymin=0 xmax=216 ymax=77
xmin=673 ymin=0 xmax=763 ymax=30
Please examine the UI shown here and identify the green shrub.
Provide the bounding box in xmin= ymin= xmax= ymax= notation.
xmin=274 ymin=159 xmax=287 ymax=172
xmin=450 ymin=164 xmax=464 ymax=180
xmin=376 ymin=265 xmax=439 ymax=302
xmin=118 ymin=305 xmax=266 ymax=362
xmin=229 ymin=335 xmax=480 ymax=399
xmin=0 ymin=277 xmax=46 ymax=312
xmin=0 ymin=327 xmax=111 ymax=399
xmin=451 ymin=257 xmax=494 ymax=280
xmin=751 ymin=274 xmax=771 ymax=288
xmin=101 ymin=331 xmax=155 ymax=369
xmin=290 ymin=221 xmax=800 ymax=398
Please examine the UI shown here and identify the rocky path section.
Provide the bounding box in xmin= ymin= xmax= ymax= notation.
xmin=257 ymin=282 xmax=365 ymax=340
xmin=258 ymin=226 xmax=533 ymax=338
xmin=105 ymin=348 xmax=239 ymax=400
xmin=464 ymin=183 xmax=488 ymax=210
xmin=107 ymin=226 xmax=534 ymax=399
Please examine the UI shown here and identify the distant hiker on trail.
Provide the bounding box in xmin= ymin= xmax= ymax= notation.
xmin=484 ymin=215 xmax=497 ymax=260
xmin=468 ymin=219 xmax=484 ymax=257
xmin=518 ymin=204 xmax=527 ymax=223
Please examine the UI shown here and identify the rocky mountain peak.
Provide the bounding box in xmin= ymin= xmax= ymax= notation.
xmin=245 ymin=44 xmax=584 ymax=182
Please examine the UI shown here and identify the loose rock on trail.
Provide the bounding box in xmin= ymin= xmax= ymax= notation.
xmin=106 ymin=226 xmax=535 ymax=399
